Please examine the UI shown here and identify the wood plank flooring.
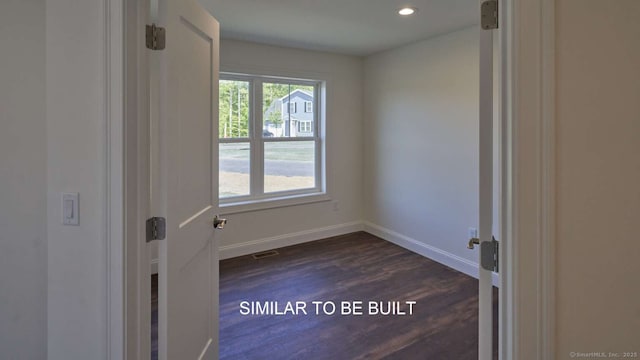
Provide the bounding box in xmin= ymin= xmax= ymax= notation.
xmin=219 ymin=232 xmax=498 ymax=359
xmin=152 ymin=231 xmax=498 ymax=359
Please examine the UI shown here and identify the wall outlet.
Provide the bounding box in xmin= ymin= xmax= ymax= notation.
xmin=468 ymin=227 xmax=478 ymax=239
xmin=332 ymin=200 xmax=340 ymax=212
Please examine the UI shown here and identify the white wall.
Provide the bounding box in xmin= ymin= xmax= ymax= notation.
xmin=46 ymin=0 xmax=108 ymax=357
xmin=363 ymin=27 xmax=481 ymax=273
xmin=216 ymin=40 xmax=364 ymax=258
xmin=555 ymin=0 xmax=640 ymax=355
xmin=0 ymin=0 xmax=47 ymax=358
xmin=16 ymin=2 xmax=640 ymax=357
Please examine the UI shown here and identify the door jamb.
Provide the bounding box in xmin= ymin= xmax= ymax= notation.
xmin=105 ymin=0 xmax=152 ymax=358
xmin=106 ymin=0 xmax=125 ymax=358
xmin=123 ymin=0 xmax=152 ymax=359
xmin=107 ymin=0 xmax=557 ymax=358
xmin=500 ymin=0 xmax=556 ymax=358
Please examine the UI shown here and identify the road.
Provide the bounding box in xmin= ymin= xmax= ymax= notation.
xmin=220 ymin=158 xmax=314 ymax=177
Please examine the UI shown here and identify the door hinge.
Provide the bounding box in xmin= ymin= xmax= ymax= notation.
xmin=481 ymin=237 xmax=499 ymax=272
xmin=481 ymin=0 xmax=499 ymax=30
xmin=145 ymin=23 xmax=166 ymax=50
xmin=146 ymin=217 xmax=166 ymax=242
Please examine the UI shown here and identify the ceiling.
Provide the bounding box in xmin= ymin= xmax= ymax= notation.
xmin=199 ymin=0 xmax=478 ymax=56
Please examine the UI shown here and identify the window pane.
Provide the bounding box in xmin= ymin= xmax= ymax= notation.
xmin=219 ymin=80 xmax=250 ymax=139
xmin=263 ymin=82 xmax=314 ymax=138
xmin=219 ymin=142 xmax=250 ymax=198
xmin=264 ymin=141 xmax=315 ymax=193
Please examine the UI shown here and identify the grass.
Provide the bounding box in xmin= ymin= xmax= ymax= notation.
xmin=219 ymin=171 xmax=314 ymax=198
xmin=219 ymin=141 xmax=315 ymax=197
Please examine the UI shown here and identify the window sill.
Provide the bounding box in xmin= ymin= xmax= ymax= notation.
xmin=219 ymin=192 xmax=331 ymax=215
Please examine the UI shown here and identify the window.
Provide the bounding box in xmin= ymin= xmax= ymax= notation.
xmin=219 ymin=74 xmax=325 ymax=210
xmin=299 ymin=121 xmax=312 ymax=133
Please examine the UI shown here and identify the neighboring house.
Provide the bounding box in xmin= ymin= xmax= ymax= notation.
xmin=264 ymin=89 xmax=314 ymax=137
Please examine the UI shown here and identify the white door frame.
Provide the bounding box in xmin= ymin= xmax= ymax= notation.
xmin=104 ymin=0 xmax=557 ymax=358
xmin=106 ymin=0 xmax=125 ymax=358
xmin=500 ymin=0 xmax=556 ymax=358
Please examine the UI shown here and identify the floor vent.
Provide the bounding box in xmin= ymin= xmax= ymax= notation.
xmin=251 ymin=250 xmax=279 ymax=260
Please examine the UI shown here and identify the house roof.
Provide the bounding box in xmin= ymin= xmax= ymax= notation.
xmin=264 ymin=89 xmax=314 ymax=123
xmin=280 ymin=89 xmax=313 ymax=103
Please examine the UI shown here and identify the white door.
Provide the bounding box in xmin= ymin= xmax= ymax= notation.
xmin=478 ymin=0 xmax=499 ymax=359
xmin=155 ymin=0 xmax=220 ymax=359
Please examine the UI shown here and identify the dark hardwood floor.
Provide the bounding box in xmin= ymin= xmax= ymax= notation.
xmin=152 ymin=231 xmax=498 ymax=359
xmin=219 ymin=232 xmax=497 ymax=360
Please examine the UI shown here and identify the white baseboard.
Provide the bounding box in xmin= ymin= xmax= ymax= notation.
xmin=152 ymin=220 xmax=499 ymax=287
xmin=218 ymin=221 xmax=365 ymax=260
xmin=363 ymin=222 xmax=499 ymax=287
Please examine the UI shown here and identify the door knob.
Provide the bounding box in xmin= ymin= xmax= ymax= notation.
xmin=468 ymin=237 xmax=480 ymax=249
xmin=213 ymin=215 xmax=227 ymax=229
xmin=468 ymin=236 xmax=497 ymax=249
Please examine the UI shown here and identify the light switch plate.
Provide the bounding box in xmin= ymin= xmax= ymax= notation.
xmin=62 ymin=192 xmax=79 ymax=225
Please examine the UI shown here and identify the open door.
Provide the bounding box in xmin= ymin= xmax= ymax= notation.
xmin=154 ymin=0 xmax=220 ymax=359
xmin=478 ymin=0 xmax=499 ymax=359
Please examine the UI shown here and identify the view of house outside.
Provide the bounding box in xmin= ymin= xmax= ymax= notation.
xmin=219 ymin=79 xmax=316 ymax=199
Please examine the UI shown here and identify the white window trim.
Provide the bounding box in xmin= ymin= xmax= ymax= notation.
xmin=299 ymin=120 xmax=312 ymax=133
xmin=305 ymin=101 xmax=313 ymax=113
xmin=219 ymin=73 xmax=326 ymax=212
xmin=220 ymin=192 xmax=331 ymax=215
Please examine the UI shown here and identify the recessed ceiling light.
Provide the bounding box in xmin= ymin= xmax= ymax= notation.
xmin=398 ymin=7 xmax=417 ymax=16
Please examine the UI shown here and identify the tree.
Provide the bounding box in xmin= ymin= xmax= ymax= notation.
xmin=219 ymin=80 xmax=249 ymax=138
